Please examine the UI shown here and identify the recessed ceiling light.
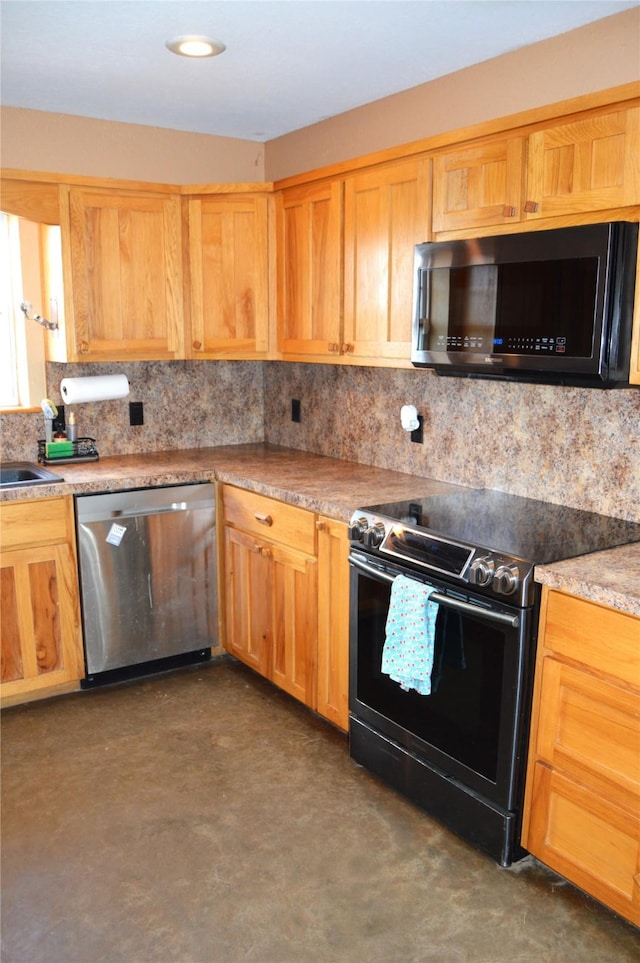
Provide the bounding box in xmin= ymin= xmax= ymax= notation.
xmin=166 ymin=36 xmax=226 ymax=58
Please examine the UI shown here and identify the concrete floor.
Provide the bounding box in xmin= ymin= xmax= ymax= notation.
xmin=1 ymin=659 xmax=638 ymax=963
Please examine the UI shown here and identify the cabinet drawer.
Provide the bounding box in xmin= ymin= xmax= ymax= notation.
xmin=222 ymin=486 xmax=316 ymax=555
xmin=544 ymin=590 xmax=640 ymax=687
xmin=0 ymin=497 xmax=71 ymax=551
xmin=535 ymin=656 xmax=639 ymax=814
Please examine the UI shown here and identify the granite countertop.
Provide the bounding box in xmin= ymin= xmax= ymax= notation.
xmin=534 ymin=543 xmax=640 ymax=617
xmin=0 ymin=443 xmax=463 ymax=523
xmin=3 ymin=443 xmax=639 ymax=616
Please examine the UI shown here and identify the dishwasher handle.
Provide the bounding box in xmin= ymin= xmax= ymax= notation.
xmin=112 ymin=502 xmax=190 ymax=519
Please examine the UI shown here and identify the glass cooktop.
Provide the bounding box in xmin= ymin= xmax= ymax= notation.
xmin=363 ymin=489 xmax=640 ymax=566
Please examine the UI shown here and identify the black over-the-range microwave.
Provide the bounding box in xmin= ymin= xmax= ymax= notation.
xmin=411 ymin=221 xmax=639 ymax=387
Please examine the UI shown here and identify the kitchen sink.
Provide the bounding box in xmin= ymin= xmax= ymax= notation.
xmin=0 ymin=461 xmax=64 ymax=489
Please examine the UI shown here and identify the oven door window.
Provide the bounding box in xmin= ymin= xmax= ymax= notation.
xmin=352 ymin=570 xmax=524 ymax=795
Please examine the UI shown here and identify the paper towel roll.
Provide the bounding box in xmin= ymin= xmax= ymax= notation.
xmin=60 ymin=374 xmax=130 ymax=404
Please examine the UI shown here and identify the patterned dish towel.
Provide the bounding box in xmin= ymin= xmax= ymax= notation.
xmin=381 ymin=574 xmax=439 ymax=695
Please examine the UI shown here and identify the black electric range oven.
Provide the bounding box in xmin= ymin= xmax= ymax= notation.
xmin=348 ymin=489 xmax=640 ymax=866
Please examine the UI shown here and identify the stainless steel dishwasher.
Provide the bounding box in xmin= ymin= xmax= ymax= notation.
xmin=75 ymin=483 xmax=216 ymax=686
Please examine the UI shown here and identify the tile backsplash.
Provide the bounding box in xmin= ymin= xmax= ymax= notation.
xmin=1 ymin=358 xmax=638 ymax=522
xmin=263 ymin=362 xmax=640 ymax=523
xmin=0 ymin=360 xmax=265 ymax=461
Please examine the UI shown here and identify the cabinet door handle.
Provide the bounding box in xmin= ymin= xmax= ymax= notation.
xmin=524 ymin=200 xmax=539 ymax=213
xmin=254 ymin=512 xmax=273 ymax=526
xmin=192 ymin=340 xmax=202 ymax=351
xmin=341 ymin=343 xmax=354 ymax=354
xmin=502 ymin=206 xmax=516 ymax=217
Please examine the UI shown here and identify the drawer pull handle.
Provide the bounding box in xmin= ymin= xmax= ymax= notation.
xmin=254 ymin=512 xmax=273 ymax=526
xmin=524 ymin=200 xmax=539 ymax=214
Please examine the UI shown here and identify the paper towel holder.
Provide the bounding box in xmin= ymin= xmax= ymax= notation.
xmin=60 ymin=373 xmax=130 ymax=404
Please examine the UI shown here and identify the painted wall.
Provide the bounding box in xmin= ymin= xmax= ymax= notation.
xmin=0 ymin=109 xmax=265 ymax=184
xmin=1 ymin=10 xmax=636 ymax=184
xmin=266 ymin=8 xmax=640 ymax=180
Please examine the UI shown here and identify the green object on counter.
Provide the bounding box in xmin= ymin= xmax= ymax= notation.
xmin=45 ymin=441 xmax=74 ymax=458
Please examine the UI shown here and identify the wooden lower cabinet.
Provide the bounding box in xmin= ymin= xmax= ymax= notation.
xmin=1 ymin=497 xmax=84 ymax=706
xmin=522 ymin=588 xmax=640 ymax=925
xmin=316 ymin=517 xmax=350 ymax=731
xmin=223 ymin=523 xmax=317 ymax=705
xmin=220 ymin=485 xmax=349 ymax=730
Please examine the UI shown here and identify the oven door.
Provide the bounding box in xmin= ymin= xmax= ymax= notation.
xmin=349 ymin=550 xmax=535 ymax=812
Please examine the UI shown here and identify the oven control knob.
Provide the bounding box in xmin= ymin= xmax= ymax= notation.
xmin=348 ymin=516 xmax=369 ymax=543
xmin=468 ymin=556 xmax=495 ymax=587
xmin=493 ymin=564 xmax=520 ymax=596
xmin=363 ymin=522 xmax=386 ymax=548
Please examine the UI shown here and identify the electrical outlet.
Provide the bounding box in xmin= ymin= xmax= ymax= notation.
xmin=410 ymin=416 xmax=424 ymax=444
xmin=129 ymin=401 xmax=144 ymax=426
xmin=52 ymin=405 xmax=65 ymax=434
xmin=291 ymin=399 xmax=301 ymax=423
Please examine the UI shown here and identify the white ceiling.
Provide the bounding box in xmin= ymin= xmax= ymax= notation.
xmin=1 ymin=1 xmax=637 ymax=142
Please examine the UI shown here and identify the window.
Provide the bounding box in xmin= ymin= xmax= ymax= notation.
xmin=0 ymin=213 xmax=21 ymax=406
xmin=0 ymin=212 xmax=47 ymax=409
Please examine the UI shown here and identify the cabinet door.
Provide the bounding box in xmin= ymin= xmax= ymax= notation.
xmin=188 ymin=194 xmax=270 ymax=358
xmin=276 ymin=180 xmax=343 ymax=359
xmin=526 ymin=762 xmax=640 ymax=926
xmin=223 ymin=525 xmax=271 ymax=677
xmin=269 ymin=540 xmax=317 ymax=706
xmin=432 ymin=137 xmax=524 ymax=234
xmin=525 ymin=106 xmax=640 ymax=219
xmin=522 ymin=588 xmax=640 ymax=927
xmin=1 ymin=542 xmax=84 ymax=702
xmin=316 ymin=517 xmax=349 ymax=731
xmin=223 ymin=524 xmax=317 ymax=706
xmin=65 ymin=187 xmax=184 ymax=360
xmin=343 ymin=158 xmax=431 ymax=363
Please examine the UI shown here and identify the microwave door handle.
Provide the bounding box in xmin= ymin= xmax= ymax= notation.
xmin=417 ymin=270 xmax=430 ymax=350
xmin=349 ymin=553 xmax=520 ymax=629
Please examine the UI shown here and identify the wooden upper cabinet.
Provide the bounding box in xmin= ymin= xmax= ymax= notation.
xmin=187 ymin=193 xmax=270 ymax=359
xmin=343 ymin=157 xmax=431 ymax=363
xmin=63 ymin=186 xmax=184 ymax=361
xmin=432 ymin=137 xmax=525 ymax=234
xmin=432 ymin=103 xmax=639 ymax=235
xmin=525 ymin=106 xmax=640 ymax=219
xmin=276 ymin=179 xmax=343 ymax=358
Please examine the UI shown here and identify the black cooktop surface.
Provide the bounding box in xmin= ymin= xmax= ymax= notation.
xmin=363 ymin=489 xmax=640 ymax=565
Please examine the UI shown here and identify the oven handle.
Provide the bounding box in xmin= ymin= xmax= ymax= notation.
xmin=348 ymin=552 xmax=520 ymax=629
